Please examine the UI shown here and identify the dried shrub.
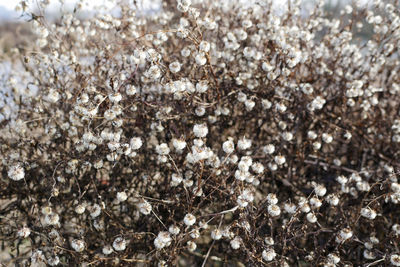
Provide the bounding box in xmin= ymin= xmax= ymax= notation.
xmin=1 ymin=0 xmax=400 ymax=266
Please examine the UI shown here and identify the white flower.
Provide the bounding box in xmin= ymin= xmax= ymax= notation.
xmin=171 ymin=173 xmax=183 ymax=187
xmin=244 ymin=99 xmax=255 ymax=111
xmin=391 ymin=254 xmax=400 ymax=266
xmin=196 ymin=80 xmax=209 ymax=93
xmin=109 ymin=92 xmax=122 ymax=103
xmin=90 ymin=204 xmax=101 ymax=218
xmin=211 ymin=229 xmax=222 ymax=240
xmin=322 ymin=133 xmax=333 ymax=143
xmin=222 ymin=139 xmax=235 ymax=154
xmin=184 ymin=213 xmax=196 ymax=226
xmin=336 ymin=175 xmax=348 ymax=184
xmin=44 ymin=213 xmax=60 ymax=226
xmin=309 ymin=197 xmax=322 ymax=208
xmin=146 ymin=65 xmax=161 ymax=80
xmin=113 ymin=237 xmax=127 ymax=251
xmin=363 ymin=250 xmax=376 ymax=260
xmin=181 ymin=47 xmax=191 ymax=57
xmin=274 ymin=155 xmax=286 ymax=165
xmin=169 ymin=61 xmax=181 ymax=73
xmin=17 ymin=226 xmax=31 ymax=238
xmin=284 ymin=202 xmax=297 ymax=214
xmin=306 ymin=212 xmax=317 ymax=223
xmin=71 ymin=239 xmax=85 ymax=252
xmin=46 ymin=89 xmax=60 ymax=103
xmin=154 ymin=231 xmax=172 ymax=249
xmin=307 ymin=130 xmax=318 ymax=140
xmin=8 ymin=163 xmax=25 ymax=181
xmin=190 ymin=228 xmax=200 ymax=239
xmin=195 ymin=53 xmax=207 ymax=66
xmin=237 ymin=136 xmax=251 ymax=150
xmin=130 ymin=137 xmax=143 ymax=150
xmin=262 ymin=249 xmax=276 ymax=261
xmin=193 ymin=123 xmax=208 ymax=138
xmin=360 ymin=207 xmax=377 ymax=220
xmin=251 ymin=162 xmax=264 ymax=174
xmin=268 ymin=204 xmax=281 ymax=217
xmin=264 ymin=236 xmax=274 ymax=246
xmin=172 ymin=138 xmax=187 ymax=151
xmin=199 ymin=41 xmax=210 ymax=52
xmin=267 ymin=193 xmax=278 ymax=205
xmin=116 ymin=192 xmax=128 ymax=202
xmin=169 ymin=225 xmax=180 ymax=235
xmin=326 ymin=194 xmax=339 ymax=206
xmin=126 ymin=85 xmax=137 ymax=95
xmin=313 ymin=142 xmax=321 ymax=150
xmin=75 ymin=204 xmax=86 ymax=214
xmin=327 ymin=253 xmax=340 ymax=264
xmin=392 ymin=224 xmax=400 ymax=235
xmin=102 ymin=245 xmax=114 ymax=255
xmin=281 ymin=131 xmax=293 ymax=141
xmin=263 ymin=144 xmax=275 ymax=154
xmin=47 ymin=255 xmax=60 ymax=266
xmin=137 ymin=200 xmax=152 ymax=215
xmin=314 ymin=184 xmax=327 ymax=197
xmin=336 ymin=228 xmax=353 ymax=243
xmin=230 ymin=236 xmax=242 ymax=249
xmin=187 ymin=241 xmax=197 ymax=251
xmin=156 ymin=143 xmax=170 ymax=155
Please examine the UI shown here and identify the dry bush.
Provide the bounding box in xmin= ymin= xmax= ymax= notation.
xmin=1 ymin=0 xmax=400 ymax=266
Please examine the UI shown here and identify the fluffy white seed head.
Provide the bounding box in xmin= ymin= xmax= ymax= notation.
xmin=314 ymin=184 xmax=327 ymax=197
xmin=8 ymin=163 xmax=25 ymax=181
xmin=230 ymin=236 xmax=242 ymax=249
xmin=172 ymin=138 xmax=187 ymax=151
xmin=169 ymin=61 xmax=181 ymax=73
xmin=268 ymin=204 xmax=281 ymax=217
xmin=211 ymin=229 xmax=222 ymax=240
xmin=222 ymin=139 xmax=235 ymax=154
xmin=274 ymin=155 xmax=286 ymax=165
xmin=391 ymin=255 xmax=400 ymax=266
xmin=156 ymin=143 xmax=170 ymax=155
xmin=360 ymin=207 xmax=377 ymax=220
xmin=237 ymin=136 xmax=252 ymax=150
xmin=71 ymin=239 xmax=85 ymax=252
xmin=130 ymin=137 xmax=143 ymax=150
xmin=184 ymin=213 xmax=196 ymax=226
xmin=262 ymin=249 xmax=276 ymax=262
xmin=306 ymin=212 xmax=317 ymax=223
xmin=113 ymin=237 xmax=127 ymax=251
xmin=336 ymin=228 xmax=353 ymax=243
xmin=193 ymin=123 xmax=208 ymax=138
xmin=154 ymin=231 xmax=172 ymax=249
xmin=138 ymin=200 xmax=152 ymax=215
xmin=187 ymin=241 xmax=197 ymax=251
xmin=102 ymin=245 xmax=114 ymax=255
xmin=263 ymin=144 xmax=275 ymax=154
xmin=116 ymin=191 xmax=128 ymax=202
xmin=168 ymin=225 xmax=180 ymax=235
